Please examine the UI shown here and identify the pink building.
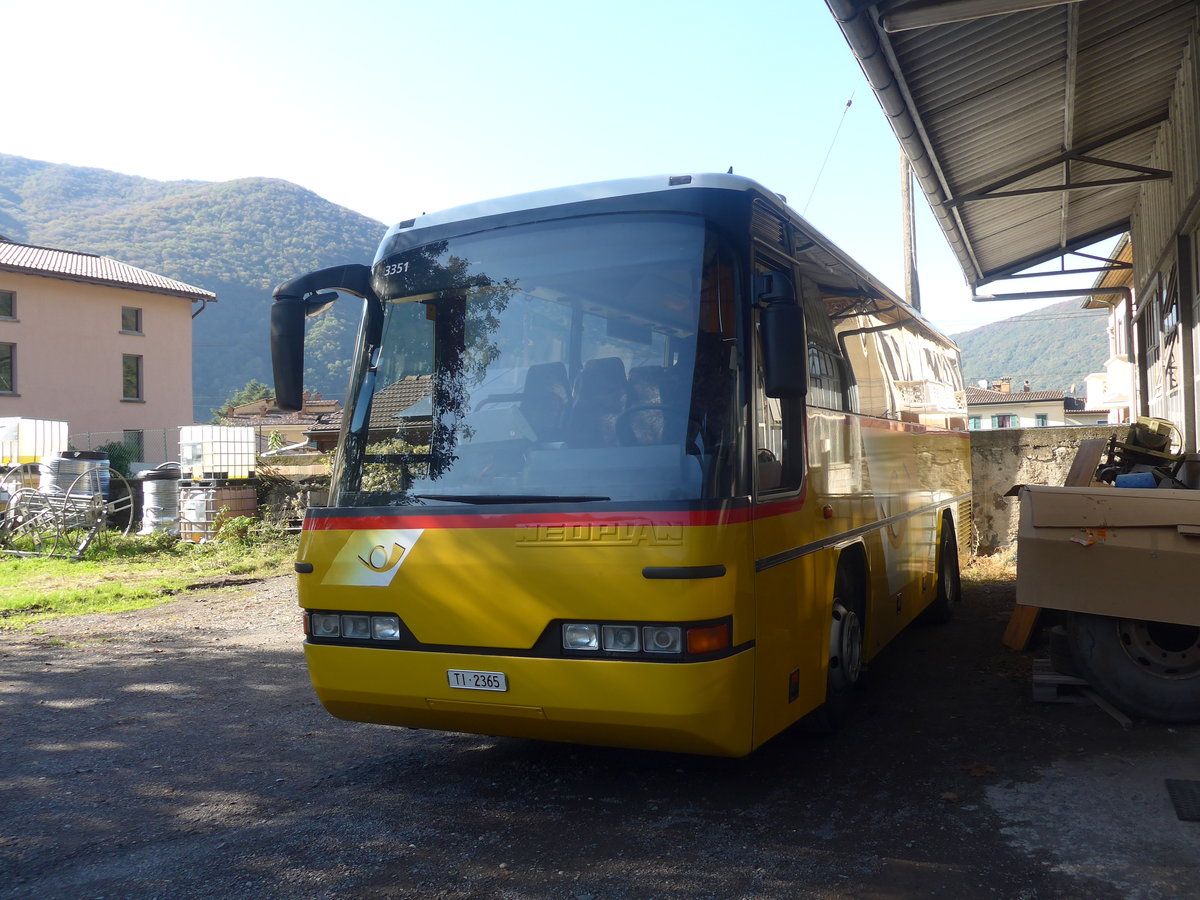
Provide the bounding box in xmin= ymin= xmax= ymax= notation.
xmin=0 ymin=237 xmax=215 ymax=462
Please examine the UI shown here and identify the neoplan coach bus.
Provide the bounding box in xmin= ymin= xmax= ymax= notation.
xmin=270 ymin=173 xmax=971 ymax=757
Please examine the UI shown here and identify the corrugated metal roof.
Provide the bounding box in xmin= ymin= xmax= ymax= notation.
xmin=0 ymin=237 xmax=215 ymax=301
xmin=828 ymin=0 xmax=1198 ymax=288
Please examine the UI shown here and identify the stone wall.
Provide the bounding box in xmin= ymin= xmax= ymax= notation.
xmin=969 ymin=425 xmax=1122 ymax=555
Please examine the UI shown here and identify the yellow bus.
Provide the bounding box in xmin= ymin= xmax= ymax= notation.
xmin=270 ymin=173 xmax=971 ymax=756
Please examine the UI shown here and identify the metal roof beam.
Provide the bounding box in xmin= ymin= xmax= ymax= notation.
xmin=1058 ymin=2 xmax=1080 ymax=252
xmin=948 ymin=170 xmax=1171 ymax=206
xmin=944 ymin=114 xmax=1172 ymax=205
xmin=881 ymin=0 xmax=1084 ymax=33
xmin=975 ymin=219 xmax=1130 ymax=284
xmin=999 ymin=264 xmax=1130 ymax=280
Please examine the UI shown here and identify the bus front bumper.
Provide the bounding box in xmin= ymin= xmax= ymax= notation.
xmin=303 ymin=643 xmax=756 ymax=757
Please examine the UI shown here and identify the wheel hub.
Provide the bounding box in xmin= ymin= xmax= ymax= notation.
xmin=1118 ymin=619 xmax=1200 ymax=680
xmin=831 ymin=601 xmax=863 ymax=684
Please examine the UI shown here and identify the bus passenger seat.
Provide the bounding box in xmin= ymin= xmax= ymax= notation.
xmin=520 ymin=362 xmax=570 ymax=442
xmin=566 ymin=357 xmax=627 ymax=447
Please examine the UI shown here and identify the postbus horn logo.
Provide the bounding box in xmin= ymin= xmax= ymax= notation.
xmin=359 ymin=542 xmax=406 ymax=573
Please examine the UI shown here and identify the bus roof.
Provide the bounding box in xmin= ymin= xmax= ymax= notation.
xmin=381 ymin=173 xmax=958 ymax=351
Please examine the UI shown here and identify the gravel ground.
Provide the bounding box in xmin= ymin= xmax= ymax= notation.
xmin=2 ymin=572 xmax=1199 ymax=899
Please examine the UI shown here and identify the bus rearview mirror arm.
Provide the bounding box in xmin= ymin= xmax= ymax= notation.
xmin=270 ymin=264 xmax=382 ymax=411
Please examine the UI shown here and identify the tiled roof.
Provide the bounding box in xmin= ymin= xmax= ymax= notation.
xmin=229 ymin=396 xmax=341 ymax=417
xmin=0 ymin=238 xmax=215 ymax=301
xmin=226 ymin=411 xmax=330 ymax=426
xmin=965 ymin=386 xmax=1065 ymax=405
xmin=309 ymin=375 xmax=433 ymax=433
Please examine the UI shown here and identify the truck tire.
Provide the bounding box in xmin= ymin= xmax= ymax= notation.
xmin=1065 ymin=612 xmax=1200 ymax=723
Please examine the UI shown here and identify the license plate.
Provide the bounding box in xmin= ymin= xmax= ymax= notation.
xmin=446 ymin=669 xmax=508 ymax=692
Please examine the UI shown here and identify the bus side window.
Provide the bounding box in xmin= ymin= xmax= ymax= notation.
xmin=798 ymin=277 xmax=853 ymax=412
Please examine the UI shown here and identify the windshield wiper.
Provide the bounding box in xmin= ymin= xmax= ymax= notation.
xmin=413 ymin=493 xmax=610 ymax=505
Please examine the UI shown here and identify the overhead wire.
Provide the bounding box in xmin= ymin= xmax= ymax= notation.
xmin=803 ymin=91 xmax=854 ymax=216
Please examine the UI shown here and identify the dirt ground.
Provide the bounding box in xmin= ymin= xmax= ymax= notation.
xmin=2 ymin=569 xmax=1199 ymax=899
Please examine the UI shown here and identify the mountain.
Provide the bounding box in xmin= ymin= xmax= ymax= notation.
xmin=0 ymin=153 xmax=385 ymax=419
xmin=951 ymin=298 xmax=1110 ymax=396
xmin=1 ymin=153 xmax=1113 ymax=416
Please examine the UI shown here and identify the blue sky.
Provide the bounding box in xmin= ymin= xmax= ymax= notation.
xmin=5 ymin=0 xmax=1100 ymax=336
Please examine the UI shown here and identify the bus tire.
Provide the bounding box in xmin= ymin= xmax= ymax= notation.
xmin=920 ymin=515 xmax=961 ymax=624
xmin=806 ymin=562 xmax=865 ymax=731
xmin=1065 ymin=613 xmax=1200 ymax=723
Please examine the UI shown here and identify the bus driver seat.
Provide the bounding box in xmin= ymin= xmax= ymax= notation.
xmin=519 ymin=362 xmax=570 ymax=442
xmin=565 ymin=357 xmax=627 ymax=448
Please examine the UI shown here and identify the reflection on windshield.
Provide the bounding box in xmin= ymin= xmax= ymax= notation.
xmin=333 ymin=214 xmax=738 ymax=506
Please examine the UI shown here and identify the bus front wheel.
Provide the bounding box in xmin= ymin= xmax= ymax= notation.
xmin=806 ymin=564 xmax=865 ymax=731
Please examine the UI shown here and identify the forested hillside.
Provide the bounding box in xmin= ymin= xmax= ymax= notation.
xmin=951 ymin=299 xmax=1110 ymax=395
xmin=1 ymin=153 xmax=1114 ymax=418
xmin=0 ymin=154 xmax=385 ymax=419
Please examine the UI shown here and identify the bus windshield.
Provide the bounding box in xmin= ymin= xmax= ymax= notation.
xmin=332 ymin=213 xmax=739 ymax=507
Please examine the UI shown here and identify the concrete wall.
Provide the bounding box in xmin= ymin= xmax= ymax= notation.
xmin=970 ymin=425 xmax=1123 ymax=555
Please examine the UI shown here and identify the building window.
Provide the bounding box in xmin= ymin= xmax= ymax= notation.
xmin=1036 ymin=414 xmax=1048 ymax=427
xmin=992 ymin=414 xmax=1016 ymax=429
xmin=968 ymin=416 xmax=981 ymax=430
xmin=0 ymin=342 xmax=13 ymax=392
xmin=121 ymin=306 xmax=143 ymax=334
xmin=0 ymin=290 xmax=13 ymax=319
xmin=122 ymin=354 xmax=143 ymax=400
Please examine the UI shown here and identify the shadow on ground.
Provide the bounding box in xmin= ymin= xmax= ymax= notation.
xmin=1 ymin=573 xmax=1198 ymax=898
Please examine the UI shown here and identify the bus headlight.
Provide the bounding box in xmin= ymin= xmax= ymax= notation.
xmin=602 ymin=625 xmax=641 ymax=652
xmin=341 ymin=615 xmax=371 ymax=640
xmin=372 ymin=616 xmax=402 ymax=641
xmin=558 ymin=619 xmax=727 ymax=658
xmin=311 ymin=613 xmax=341 ymax=638
xmin=642 ymin=626 xmax=682 ymax=653
xmin=562 ymin=623 xmax=600 ymax=650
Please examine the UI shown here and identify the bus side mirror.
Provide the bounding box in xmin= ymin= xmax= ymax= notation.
xmin=269 ymin=264 xmax=377 ymax=412
xmin=305 ymin=291 xmax=338 ymax=317
xmin=761 ymin=303 xmax=807 ymax=398
xmin=271 ymin=296 xmax=306 ymax=412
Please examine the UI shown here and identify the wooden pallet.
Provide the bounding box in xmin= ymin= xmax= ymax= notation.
xmin=1031 ymin=659 xmax=1132 ymax=728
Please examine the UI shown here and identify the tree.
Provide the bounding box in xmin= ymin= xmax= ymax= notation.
xmin=214 ymin=378 xmax=274 ymax=422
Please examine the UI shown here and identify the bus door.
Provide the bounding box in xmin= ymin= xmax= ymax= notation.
xmin=749 ymin=257 xmax=831 ymax=744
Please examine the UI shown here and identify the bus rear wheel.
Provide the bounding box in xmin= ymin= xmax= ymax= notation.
xmin=1066 ymin=612 xmax=1200 ymax=722
xmin=920 ymin=516 xmax=960 ymax=624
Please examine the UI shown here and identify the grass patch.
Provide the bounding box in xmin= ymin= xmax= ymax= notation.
xmin=0 ymin=531 xmax=298 ymax=630
xmin=963 ymin=549 xmax=1017 ymax=584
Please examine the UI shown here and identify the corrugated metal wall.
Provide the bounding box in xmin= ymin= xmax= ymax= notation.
xmin=1131 ymin=27 xmax=1200 ymax=445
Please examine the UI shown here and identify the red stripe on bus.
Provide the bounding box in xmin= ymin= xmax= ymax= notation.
xmin=304 ymin=492 xmax=819 ymax=531
xmin=304 ymin=506 xmax=758 ymax=532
